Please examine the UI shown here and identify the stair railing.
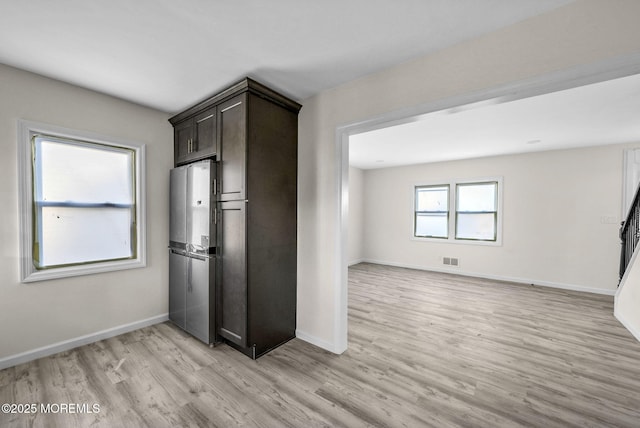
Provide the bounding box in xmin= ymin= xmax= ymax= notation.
xmin=620 ymin=182 xmax=640 ymax=283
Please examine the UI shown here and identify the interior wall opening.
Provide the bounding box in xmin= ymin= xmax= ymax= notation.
xmin=340 ymin=62 xmax=640 ymax=351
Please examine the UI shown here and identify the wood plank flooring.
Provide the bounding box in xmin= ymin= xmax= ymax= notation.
xmin=2 ymin=262 xmax=640 ymax=427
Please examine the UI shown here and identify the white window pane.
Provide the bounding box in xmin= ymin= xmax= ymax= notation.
xmin=416 ymin=213 xmax=448 ymax=238
xmin=456 ymin=213 xmax=496 ymax=240
xmin=38 ymin=138 xmax=133 ymax=204
xmin=457 ymin=183 xmax=496 ymax=212
xmin=416 ymin=186 xmax=448 ymax=211
xmin=39 ymin=207 xmax=133 ymax=267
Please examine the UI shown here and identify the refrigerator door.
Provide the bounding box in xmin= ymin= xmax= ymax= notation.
xmin=186 ymin=254 xmax=213 ymax=343
xmin=170 ymin=166 xmax=187 ymax=248
xmin=187 ymin=161 xmax=212 ymax=254
xmin=168 ymin=249 xmax=188 ymax=329
xmin=169 ymin=159 xmax=216 ymax=345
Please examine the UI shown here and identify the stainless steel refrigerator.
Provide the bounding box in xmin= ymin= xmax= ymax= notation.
xmin=168 ymin=159 xmax=216 ymax=344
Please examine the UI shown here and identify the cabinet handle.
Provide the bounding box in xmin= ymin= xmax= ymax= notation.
xmin=188 ymin=138 xmax=192 ymax=153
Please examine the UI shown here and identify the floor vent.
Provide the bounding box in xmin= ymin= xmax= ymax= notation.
xmin=443 ymin=257 xmax=459 ymax=266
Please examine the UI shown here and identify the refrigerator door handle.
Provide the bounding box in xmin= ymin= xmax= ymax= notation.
xmin=187 ymin=256 xmax=192 ymax=292
xmin=188 ymin=253 xmax=212 ymax=262
xmin=169 ymin=247 xmax=187 ymax=256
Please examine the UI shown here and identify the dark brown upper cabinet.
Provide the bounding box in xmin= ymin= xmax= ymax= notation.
xmin=171 ymin=106 xmax=216 ymax=166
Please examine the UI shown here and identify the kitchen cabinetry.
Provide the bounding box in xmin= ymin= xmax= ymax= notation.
xmin=169 ymin=78 xmax=301 ymax=359
xmin=172 ymin=106 xmax=216 ymax=166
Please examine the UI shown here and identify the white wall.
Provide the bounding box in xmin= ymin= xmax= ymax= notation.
xmin=348 ymin=166 xmax=364 ymax=265
xmin=361 ymin=145 xmax=633 ymax=294
xmin=616 ymin=251 xmax=640 ymax=342
xmin=297 ymin=0 xmax=640 ymax=352
xmin=0 ymin=64 xmax=173 ymax=362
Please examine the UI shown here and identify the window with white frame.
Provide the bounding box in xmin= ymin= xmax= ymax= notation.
xmin=414 ymin=178 xmax=502 ymax=244
xmin=455 ymin=181 xmax=498 ymax=241
xmin=414 ymin=185 xmax=449 ymax=238
xmin=18 ymin=120 xmax=146 ymax=282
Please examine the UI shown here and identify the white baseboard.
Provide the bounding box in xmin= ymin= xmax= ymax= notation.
xmin=348 ymin=258 xmax=364 ymax=267
xmin=295 ymin=329 xmax=342 ymax=354
xmin=360 ymin=259 xmax=616 ymax=296
xmin=0 ymin=314 xmax=169 ymax=370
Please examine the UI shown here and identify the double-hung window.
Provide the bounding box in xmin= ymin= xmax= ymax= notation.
xmin=414 ymin=185 xmax=449 ymax=238
xmin=414 ymin=178 xmax=502 ymax=244
xmin=455 ymin=182 xmax=498 ymax=241
xmin=18 ymin=120 xmax=146 ymax=282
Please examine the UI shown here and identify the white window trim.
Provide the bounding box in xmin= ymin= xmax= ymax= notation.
xmin=17 ymin=119 xmax=147 ymax=282
xmin=412 ymin=176 xmax=503 ymax=246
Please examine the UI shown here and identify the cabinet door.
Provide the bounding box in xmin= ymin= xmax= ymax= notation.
xmin=193 ymin=107 xmax=216 ymax=159
xmin=217 ymin=200 xmax=247 ymax=347
xmin=169 ymin=250 xmax=188 ymax=330
xmin=186 ymin=255 xmax=212 ymax=343
xmin=218 ymin=94 xmax=247 ymax=201
xmin=174 ymin=120 xmax=193 ymax=166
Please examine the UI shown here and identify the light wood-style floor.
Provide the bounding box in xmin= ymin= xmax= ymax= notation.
xmin=2 ymin=263 xmax=640 ymax=427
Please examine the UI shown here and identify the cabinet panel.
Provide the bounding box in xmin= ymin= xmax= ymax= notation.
xmin=194 ymin=109 xmax=216 ymax=159
xmin=174 ymin=121 xmax=193 ymax=166
xmin=218 ymin=94 xmax=247 ymax=201
xmin=218 ymin=200 xmax=247 ymax=347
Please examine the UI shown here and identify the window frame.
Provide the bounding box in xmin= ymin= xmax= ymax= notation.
xmin=455 ymin=181 xmax=499 ymax=242
xmin=414 ymin=184 xmax=450 ymax=239
xmin=18 ymin=120 xmax=146 ymax=282
xmin=412 ymin=176 xmax=502 ymax=246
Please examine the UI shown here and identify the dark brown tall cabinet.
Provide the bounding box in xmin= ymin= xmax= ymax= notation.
xmin=169 ymin=78 xmax=301 ymax=359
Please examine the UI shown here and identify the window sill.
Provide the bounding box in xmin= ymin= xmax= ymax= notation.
xmin=411 ymin=236 xmax=502 ymax=247
xmin=21 ymin=258 xmax=146 ymax=283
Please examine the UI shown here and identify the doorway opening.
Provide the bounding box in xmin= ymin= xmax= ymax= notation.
xmin=337 ymin=57 xmax=640 ymax=352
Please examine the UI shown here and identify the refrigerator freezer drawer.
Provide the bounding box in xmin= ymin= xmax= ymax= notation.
xmin=168 ymin=251 xmax=187 ymax=330
xmin=186 ymin=255 xmax=212 ymax=343
xmin=168 ymin=249 xmax=215 ymax=344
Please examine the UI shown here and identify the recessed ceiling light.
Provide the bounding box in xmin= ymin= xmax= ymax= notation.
xmin=526 ymin=139 xmax=541 ymax=145
xmin=375 ymin=159 xmax=384 ymax=163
